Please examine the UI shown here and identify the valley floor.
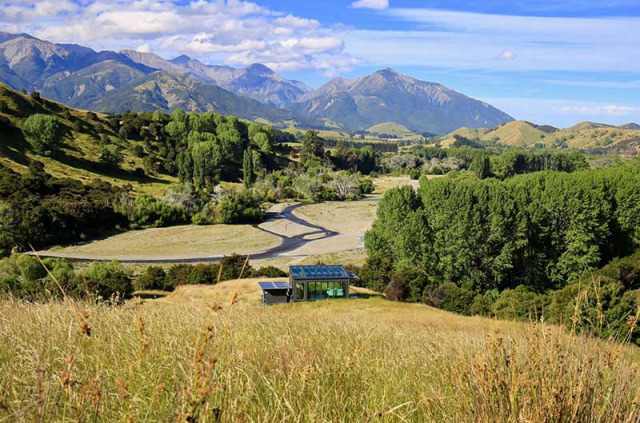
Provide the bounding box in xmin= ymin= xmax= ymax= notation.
xmin=1 ymin=288 xmax=638 ymax=422
xmin=34 ymin=176 xmax=419 ymax=268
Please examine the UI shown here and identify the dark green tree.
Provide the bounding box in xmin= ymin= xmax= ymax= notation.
xmin=243 ymin=148 xmax=254 ymax=187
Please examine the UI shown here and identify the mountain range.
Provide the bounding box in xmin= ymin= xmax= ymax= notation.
xmin=0 ymin=32 xmax=514 ymax=134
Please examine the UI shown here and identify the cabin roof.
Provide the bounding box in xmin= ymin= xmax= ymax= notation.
xmin=289 ymin=265 xmax=350 ymax=280
xmin=258 ymin=281 xmax=292 ymax=290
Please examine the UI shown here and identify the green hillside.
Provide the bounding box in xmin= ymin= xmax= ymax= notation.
xmin=437 ymin=120 xmax=640 ymax=154
xmin=0 ymin=83 xmax=176 ymax=196
xmin=366 ymin=122 xmax=422 ymax=140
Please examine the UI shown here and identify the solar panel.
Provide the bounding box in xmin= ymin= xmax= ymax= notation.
xmin=258 ymin=282 xmax=291 ymax=290
xmin=289 ymin=265 xmax=349 ymax=280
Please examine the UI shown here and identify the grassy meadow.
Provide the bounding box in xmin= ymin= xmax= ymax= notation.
xmin=42 ymin=225 xmax=281 ymax=261
xmin=1 ymin=283 xmax=639 ymax=422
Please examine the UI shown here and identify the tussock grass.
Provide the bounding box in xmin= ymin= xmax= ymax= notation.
xmin=1 ymin=295 xmax=639 ymax=422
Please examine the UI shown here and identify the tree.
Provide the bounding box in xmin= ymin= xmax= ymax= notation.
xmin=243 ymin=148 xmax=254 ymax=187
xmin=328 ymin=173 xmax=359 ymax=200
xmin=471 ymin=154 xmax=491 ymax=179
xmin=191 ymin=141 xmax=222 ymax=190
xmin=22 ymin=114 xmax=64 ymax=155
xmin=301 ymin=130 xmax=324 ymax=160
xmin=99 ymin=144 xmax=124 ymax=168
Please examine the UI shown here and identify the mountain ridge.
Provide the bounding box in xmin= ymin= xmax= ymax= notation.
xmin=0 ymin=32 xmax=515 ymax=133
xmin=288 ymin=68 xmax=514 ymax=134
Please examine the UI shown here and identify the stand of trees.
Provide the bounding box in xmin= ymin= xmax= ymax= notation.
xmin=361 ymin=165 xmax=640 ymax=343
xmin=384 ymin=146 xmax=589 ymax=178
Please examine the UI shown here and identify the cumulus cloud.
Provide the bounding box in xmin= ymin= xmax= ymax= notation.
xmin=0 ymin=0 xmax=355 ymax=74
xmin=350 ymin=0 xmax=389 ymax=10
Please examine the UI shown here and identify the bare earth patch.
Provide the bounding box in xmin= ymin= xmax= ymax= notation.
xmin=42 ymin=225 xmax=281 ymax=261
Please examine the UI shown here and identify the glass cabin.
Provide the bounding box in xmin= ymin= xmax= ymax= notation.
xmin=289 ymin=265 xmax=353 ymax=301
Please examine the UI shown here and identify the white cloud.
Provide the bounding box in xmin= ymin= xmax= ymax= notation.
xmin=136 ymin=43 xmax=152 ymax=53
xmin=350 ymin=0 xmax=389 ymax=10
xmin=1 ymin=0 xmax=355 ymax=74
xmin=498 ymin=50 xmax=516 ymax=60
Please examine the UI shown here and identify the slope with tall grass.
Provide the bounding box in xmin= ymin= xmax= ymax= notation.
xmin=1 ymin=291 xmax=638 ymax=422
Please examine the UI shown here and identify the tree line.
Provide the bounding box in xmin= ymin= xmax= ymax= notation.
xmin=359 ymin=165 xmax=640 ymax=343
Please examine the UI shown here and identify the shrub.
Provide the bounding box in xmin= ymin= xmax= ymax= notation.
xmin=99 ymin=144 xmax=124 ymax=168
xmin=125 ymin=195 xmax=189 ymax=229
xmin=216 ymin=189 xmax=265 ymax=224
xmin=165 ymin=264 xmax=194 ymax=288
xmin=470 ymin=294 xmax=494 ymax=316
xmin=187 ymin=264 xmax=218 ymax=285
xmin=424 ymin=282 xmax=476 ymax=315
xmin=384 ymin=273 xmax=407 ymax=301
xmin=389 ymin=266 xmax=429 ymax=302
xmin=250 ymin=266 xmax=287 ymax=278
xmin=359 ymin=177 xmax=374 ymax=195
xmin=492 ymin=286 xmax=550 ymax=321
xmin=0 ymin=100 xmax=8 ymax=112
xmin=83 ymin=260 xmax=133 ymax=302
xmin=134 ymin=266 xmax=167 ymax=291
xmin=23 ymin=114 xmax=64 ymax=155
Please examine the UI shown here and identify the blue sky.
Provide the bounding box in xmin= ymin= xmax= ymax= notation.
xmin=1 ymin=0 xmax=639 ymax=127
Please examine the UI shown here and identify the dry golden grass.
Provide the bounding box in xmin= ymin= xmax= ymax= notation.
xmin=1 ymin=295 xmax=638 ymax=422
xmin=294 ymin=201 xmax=378 ymax=235
xmin=40 ymin=225 xmax=281 ymax=261
xmin=373 ymin=175 xmax=422 ymax=196
xmin=159 ymin=278 xmax=285 ymax=307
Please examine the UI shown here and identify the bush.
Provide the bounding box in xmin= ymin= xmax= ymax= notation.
xmin=83 ymin=260 xmax=133 ymax=302
xmin=99 ymin=144 xmax=124 ymax=168
xmin=359 ymin=177 xmax=374 ymax=195
xmin=124 ymin=195 xmax=189 ymax=229
xmin=250 ymin=266 xmax=287 ymax=278
xmin=470 ymin=294 xmax=494 ymax=316
xmin=424 ymin=282 xmax=476 ymax=315
xmin=384 ymin=273 xmax=407 ymax=301
xmin=492 ymin=286 xmax=550 ymax=321
xmin=23 ymin=114 xmax=64 ymax=155
xmin=165 ymin=264 xmax=194 ymax=288
xmin=216 ymin=189 xmax=265 ymax=224
xmin=388 ymin=267 xmax=429 ymax=302
xmin=134 ymin=266 xmax=167 ymax=291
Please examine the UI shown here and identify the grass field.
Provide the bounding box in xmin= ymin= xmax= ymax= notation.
xmin=1 ymin=289 xmax=638 ymax=422
xmin=41 ymin=225 xmax=281 ymax=261
xmin=294 ymin=201 xmax=378 ymax=235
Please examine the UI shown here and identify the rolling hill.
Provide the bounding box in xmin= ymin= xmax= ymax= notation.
xmin=438 ymin=120 xmax=640 ymax=154
xmin=288 ymin=68 xmax=514 ymax=134
xmin=0 ymin=82 xmax=176 ymax=195
xmin=366 ymin=122 xmax=423 ymax=140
